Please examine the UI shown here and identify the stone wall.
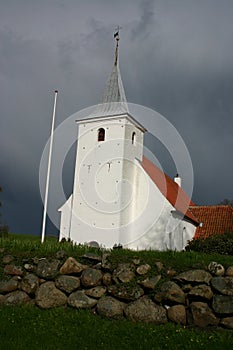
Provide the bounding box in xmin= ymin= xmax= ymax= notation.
xmin=1 ymin=250 xmax=233 ymax=330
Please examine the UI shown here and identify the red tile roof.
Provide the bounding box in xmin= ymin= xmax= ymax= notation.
xmin=189 ymin=205 xmax=233 ymax=239
xmin=141 ymin=156 xmax=198 ymax=224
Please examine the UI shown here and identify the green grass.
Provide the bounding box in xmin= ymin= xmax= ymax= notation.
xmin=1 ymin=234 xmax=233 ymax=349
xmin=0 ymin=233 xmax=96 ymax=258
xmin=0 ymin=306 xmax=232 ymax=350
xmin=2 ymin=233 xmax=233 ymax=271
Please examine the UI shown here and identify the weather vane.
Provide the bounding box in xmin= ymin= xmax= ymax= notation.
xmin=114 ymin=26 xmax=122 ymax=42
xmin=114 ymin=26 xmax=122 ymax=66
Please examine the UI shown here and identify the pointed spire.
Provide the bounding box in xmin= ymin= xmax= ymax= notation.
xmin=95 ymin=30 xmax=128 ymax=116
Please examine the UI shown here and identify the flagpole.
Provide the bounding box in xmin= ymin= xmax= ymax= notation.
xmin=41 ymin=90 xmax=58 ymax=243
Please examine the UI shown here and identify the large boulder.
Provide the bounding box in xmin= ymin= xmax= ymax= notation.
xmin=154 ymin=281 xmax=185 ymax=305
xmin=188 ymin=284 xmax=213 ymax=301
xmin=211 ymin=277 xmax=233 ymax=296
xmin=212 ymin=295 xmax=233 ymax=315
xmin=220 ymin=317 xmax=233 ymax=330
xmin=0 ymin=278 xmax=19 ymax=293
xmin=112 ymin=263 xmax=135 ymax=283
xmin=21 ymin=274 xmax=40 ymax=295
xmin=4 ymin=291 xmax=31 ymax=305
xmin=55 ymin=275 xmax=80 ymax=294
xmin=136 ymin=264 xmax=151 ymax=275
xmin=36 ymin=281 xmax=67 ymax=309
xmin=60 ymin=257 xmax=88 ymax=275
xmin=68 ymin=290 xmax=97 ymax=308
xmin=167 ymin=304 xmax=186 ymax=325
xmin=226 ymin=266 xmax=233 ymax=277
xmin=174 ymin=270 xmax=212 ymax=284
xmin=81 ymin=268 xmax=102 ymax=287
xmin=190 ymin=302 xmax=219 ymax=327
xmin=36 ymin=259 xmax=60 ymax=280
xmin=97 ymin=296 xmax=125 ymax=319
xmin=125 ymin=297 xmax=167 ymax=324
xmin=4 ymin=264 xmax=23 ymax=276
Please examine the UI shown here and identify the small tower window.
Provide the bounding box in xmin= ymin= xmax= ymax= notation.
xmin=98 ymin=128 xmax=105 ymax=142
xmin=132 ymin=132 xmax=136 ymax=145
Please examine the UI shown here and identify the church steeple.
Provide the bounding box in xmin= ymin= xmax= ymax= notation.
xmin=95 ymin=30 xmax=128 ymax=116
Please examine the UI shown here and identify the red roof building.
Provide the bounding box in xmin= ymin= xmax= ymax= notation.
xmin=189 ymin=205 xmax=233 ymax=239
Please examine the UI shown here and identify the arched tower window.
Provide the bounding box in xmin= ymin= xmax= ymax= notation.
xmin=98 ymin=128 xmax=105 ymax=142
xmin=132 ymin=132 xmax=136 ymax=145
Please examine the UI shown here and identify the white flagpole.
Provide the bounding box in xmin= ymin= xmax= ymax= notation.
xmin=41 ymin=90 xmax=58 ymax=243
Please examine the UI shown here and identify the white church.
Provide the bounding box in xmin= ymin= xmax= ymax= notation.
xmin=58 ymin=34 xmax=199 ymax=250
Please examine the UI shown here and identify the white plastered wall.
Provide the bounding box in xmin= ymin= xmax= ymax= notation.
xmin=59 ymin=115 xmax=145 ymax=247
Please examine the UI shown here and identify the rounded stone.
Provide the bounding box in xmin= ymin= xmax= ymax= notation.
xmin=0 ymin=278 xmax=19 ymax=293
xmin=211 ymin=277 xmax=233 ymax=296
xmin=55 ymin=275 xmax=80 ymax=294
xmin=4 ymin=264 xmax=23 ymax=276
xmin=212 ymin=295 xmax=233 ymax=314
xmin=174 ymin=270 xmax=212 ymax=284
xmin=167 ymin=305 xmax=186 ymax=325
xmin=188 ymin=284 xmax=213 ymax=300
xmin=21 ymin=274 xmax=40 ymax=295
xmin=220 ymin=317 xmax=233 ymax=330
xmin=36 ymin=282 xmax=67 ymax=309
xmin=81 ymin=268 xmax=102 ymax=287
xmin=2 ymin=255 xmax=14 ymax=264
xmin=60 ymin=257 xmax=88 ymax=275
xmin=136 ymin=264 xmax=151 ymax=275
xmin=226 ymin=266 xmax=233 ymax=277
xmin=97 ymin=296 xmax=125 ymax=319
xmin=158 ymin=281 xmax=185 ymax=305
xmin=36 ymin=259 xmax=60 ymax=279
xmin=190 ymin=302 xmax=219 ymax=327
xmin=113 ymin=264 xmax=135 ymax=283
xmin=4 ymin=291 xmax=31 ymax=306
xmin=125 ymin=297 xmax=167 ymax=324
xmin=208 ymin=262 xmax=225 ymax=276
xmin=24 ymin=264 xmax=34 ymax=272
xmin=68 ymin=290 xmax=97 ymax=308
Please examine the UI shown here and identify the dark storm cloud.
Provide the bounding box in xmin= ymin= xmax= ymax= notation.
xmin=131 ymin=0 xmax=155 ymax=40
xmin=1 ymin=0 xmax=233 ymax=235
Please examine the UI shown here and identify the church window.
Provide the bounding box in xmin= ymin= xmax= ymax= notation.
xmin=132 ymin=132 xmax=136 ymax=145
xmin=98 ymin=128 xmax=105 ymax=142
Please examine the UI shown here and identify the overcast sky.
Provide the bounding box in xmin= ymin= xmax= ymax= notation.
xmin=1 ymin=0 xmax=233 ymax=236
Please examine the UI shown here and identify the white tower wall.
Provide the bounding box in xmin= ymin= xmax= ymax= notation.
xmin=67 ymin=114 xmax=145 ymax=247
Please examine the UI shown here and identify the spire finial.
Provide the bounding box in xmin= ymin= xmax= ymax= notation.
xmin=114 ymin=26 xmax=121 ymax=66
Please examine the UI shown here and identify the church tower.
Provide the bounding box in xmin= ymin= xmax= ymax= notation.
xmin=59 ymin=33 xmax=147 ymax=247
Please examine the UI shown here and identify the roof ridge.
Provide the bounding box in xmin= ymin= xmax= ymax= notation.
xmin=190 ymin=205 xmax=233 ymax=209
